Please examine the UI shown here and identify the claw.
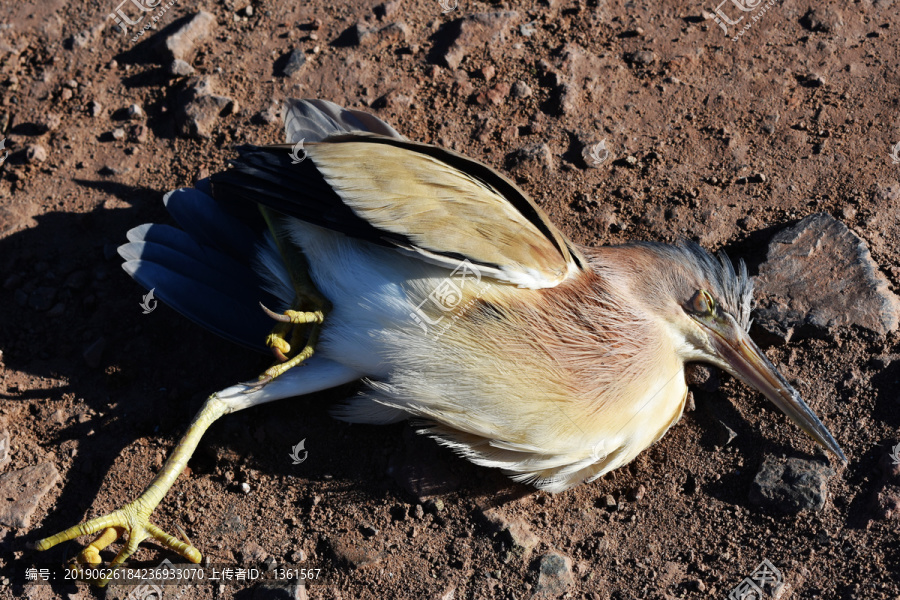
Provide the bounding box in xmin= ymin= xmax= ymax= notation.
xmin=260 ymin=302 xmax=293 ymax=323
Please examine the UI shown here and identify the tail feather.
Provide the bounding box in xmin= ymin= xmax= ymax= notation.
xmin=118 ymin=190 xmax=287 ymax=352
xmin=163 ymin=188 xmax=262 ymax=263
xmin=121 ymin=258 xmax=276 ymax=352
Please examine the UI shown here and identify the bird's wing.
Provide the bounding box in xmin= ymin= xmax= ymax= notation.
xmin=210 ymin=135 xmax=586 ymax=289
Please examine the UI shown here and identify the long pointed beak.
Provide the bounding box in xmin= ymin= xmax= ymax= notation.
xmin=708 ymin=318 xmax=847 ymax=462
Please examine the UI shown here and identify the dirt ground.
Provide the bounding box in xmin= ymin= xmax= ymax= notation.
xmin=1 ymin=0 xmax=899 ymax=598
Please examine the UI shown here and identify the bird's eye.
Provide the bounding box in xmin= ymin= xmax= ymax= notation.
xmin=688 ymin=290 xmax=715 ymax=315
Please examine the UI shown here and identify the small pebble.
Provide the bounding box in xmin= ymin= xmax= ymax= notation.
xmin=126 ymin=104 xmax=144 ymax=120
xmin=511 ymin=80 xmax=532 ymax=99
xmin=240 ymin=482 xmax=251 ymax=494
xmin=111 ymin=128 xmax=126 ymax=140
xmin=87 ymin=100 xmax=103 ymax=117
xmin=629 ymin=484 xmax=646 ymax=501
xmin=25 ymin=144 xmax=48 ymax=163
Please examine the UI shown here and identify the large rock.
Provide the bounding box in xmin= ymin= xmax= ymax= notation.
xmin=154 ymin=11 xmax=215 ymax=62
xmin=0 ymin=462 xmax=60 ymax=528
xmin=433 ymin=11 xmax=519 ymax=69
xmin=754 ymin=213 xmax=900 ymax=341
xmin=749 ymin=456 xmax=834 ymax=513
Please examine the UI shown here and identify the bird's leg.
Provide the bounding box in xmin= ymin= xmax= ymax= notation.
xmin=258 ymin=301 xmax=326 ymax=384
xmin=257 ymin=213 xmax=331 ymax=385
xmin=36 ymin=394 xmax=231 ymax=586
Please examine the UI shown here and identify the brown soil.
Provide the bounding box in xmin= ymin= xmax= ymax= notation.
xmin=0 ymin=0 xmax=899 ymax=599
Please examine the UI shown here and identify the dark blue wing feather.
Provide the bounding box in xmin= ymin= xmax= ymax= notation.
xmin=118 ymin=189 xmax=281 ymax=353
xmin=122 ymin=259 xmax=274 ymax=352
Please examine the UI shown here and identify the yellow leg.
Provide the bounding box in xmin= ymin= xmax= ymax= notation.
xmin=256 ymin=207 xmax=331 ymax=385
xmin=257 ymin=302 xmax=327 ymax=386
xmin=36 ymin=395 xmax=230 ymax=586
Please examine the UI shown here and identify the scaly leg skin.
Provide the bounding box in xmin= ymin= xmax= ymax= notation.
xmin=258 ymin=303 xmax=325 ymax=385
xmin=257 ymin=207 xmax=331 ymax=387
xmin=36 ymin=395 xmax=230 ymax=586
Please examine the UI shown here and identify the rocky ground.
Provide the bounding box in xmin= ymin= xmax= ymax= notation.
xmin=1 ymin=0 xmax=899 ymax=599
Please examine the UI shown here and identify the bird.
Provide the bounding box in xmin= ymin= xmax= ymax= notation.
xmin=36 ymin=99 xmax=846 ymax=581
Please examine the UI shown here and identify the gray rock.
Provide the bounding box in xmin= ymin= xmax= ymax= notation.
xmin=25 ymin=145 xmax=47 ymax=163
xmin=87 ymin=100 xmax=103 ymax=118
xmin=749 ymin=456 xmax=834 ymax=513
xmin=754 ymin=213 xmax=900 ymax=340
xmin=511 ymin=80 xmax=532 ymax=98
xmin=155 ymin=11 xmax=215 ymax=62
xmin=169 ymin=59 xmax=196 ymax=77
xmin=626 ymin=50 xmax=657 ymax=66
xmin=555 ymin=83 xmax=579 ymax=116
xmin=374 ymin=0 xmax=401 ymax=18
xmin=533 ymin=552 xmax=575 ymax=598
xmin=437 ymin=11 xmax=519 ymax=69
xmin=508 ymin=143 xmax=554 ymax=172
xmin=0 ymin=462 xmax=60 ymax=527
xmin=241 ymin=541 xmax=267 ymax=563
xmin=281 ymin=49 xmax=307 ymax=77
xmin=799 ymin=8 xmax=842 ymax=32
xmin=252 ymin=104 xmax=280 ymax=125
xmin=38 ymin=113 xmax=61 ymax=133
xmin=65 ymin=23 xmax=104 ymax=49
xmin=175 ymin=77 xmax=237 ymax=139
xmin=351 ymin=21 xmax=409 ymax=47
xmin=480 ymin=507 xmax=540 ymax=558
xmin=373 ymin=22 xmax=409 ymax=46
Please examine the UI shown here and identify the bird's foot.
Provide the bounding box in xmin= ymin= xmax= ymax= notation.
xmin=35 ymin=495 xmax=200 ymax=586
xmin=255 ymin=303 xmax=325 ymax=387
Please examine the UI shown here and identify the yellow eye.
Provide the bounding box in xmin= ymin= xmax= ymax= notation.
xmin=689 ymin=290 xmax=715 ymax=315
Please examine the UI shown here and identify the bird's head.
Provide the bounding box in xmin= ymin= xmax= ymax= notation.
xmin=633 ymin=241 xmax=846 ymax=463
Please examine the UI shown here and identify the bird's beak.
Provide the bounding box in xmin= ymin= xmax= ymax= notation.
xmin=702 ymin=314 xmax=847 ymax=463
